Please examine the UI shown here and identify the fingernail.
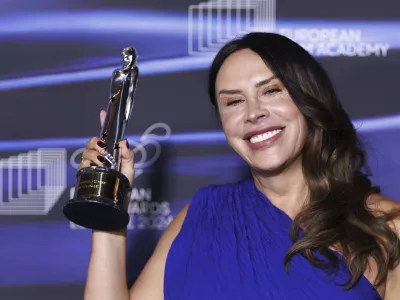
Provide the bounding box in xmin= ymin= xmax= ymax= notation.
xmin=90 ymin=162 xmax=97 ymax=167
xmin=97 ymin=140 xmax=106 ymax=148
xmin=125 ymin=139 xmax=130 ymax=149
xmin=100 ymin=108 xmax=105 ymax=112
xmin=97 ymin=156 xmax=105 ymax=163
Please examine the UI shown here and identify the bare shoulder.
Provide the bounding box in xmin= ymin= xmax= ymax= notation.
xmin=128 ymin=202 xmax=190 ymax=300
xmin=367 ymin=194 xmax=400 ymax=299
xmin=366 ymin=193 xmax=400 ymax=234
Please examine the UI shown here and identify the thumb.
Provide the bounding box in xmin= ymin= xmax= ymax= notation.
xmin=99 ymin=109 xmax=107 ymax=128
xmin=119 ymin=139 xmax=135 ymax=186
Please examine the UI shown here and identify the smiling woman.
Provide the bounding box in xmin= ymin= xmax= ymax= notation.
xmin=163 ymin=32 xmax=400 ymax=299
xmin=200 ymin=32 xmax=400 ymax=299
xmin=81 ymin=32 xmax=400 ymax=300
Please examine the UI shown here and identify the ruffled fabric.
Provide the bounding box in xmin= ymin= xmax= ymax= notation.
xmin=164 ymin=178 xmax=381 ymax=300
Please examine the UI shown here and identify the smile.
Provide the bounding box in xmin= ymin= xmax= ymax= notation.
xmin=244 ymin=127 xmax=285 ymax=150
xmin=249 ymin=129 xmax=283 ymax=144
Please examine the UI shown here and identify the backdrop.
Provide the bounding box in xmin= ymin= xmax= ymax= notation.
xmin=1 ymin=0 xmax=400 ymax=299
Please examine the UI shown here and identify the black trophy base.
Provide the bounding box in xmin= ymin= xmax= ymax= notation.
xmin=63 ymin=166 xmax=131 ymax=231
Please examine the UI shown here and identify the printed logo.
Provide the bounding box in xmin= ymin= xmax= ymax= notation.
xmin=188 ymin=0 xmax=391 ymax=57
xmin=188 ymin=0 xmax=276 ymax=55
xmin=0 ymin=148 xmax=67 ymax=215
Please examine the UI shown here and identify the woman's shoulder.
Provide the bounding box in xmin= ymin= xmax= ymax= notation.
xmin=365 ymin=194 xmax=400 ymax=300
xmin=366 ymin=193 xmax=400 ymax=232
xmin=366 ymin=193 xmax=400 ymax=211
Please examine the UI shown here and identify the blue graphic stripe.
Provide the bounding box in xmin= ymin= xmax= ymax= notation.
xmin=0 ymin=114 xmax=399 ymax=151
xmin=0 ymin=10 xmax=187 ymax=36
xmin=0 ymin=11 xmax=399 ymax=90
xmin=0 ymin=55 xmax=215 ymax=91
xmin=1 ymin=11 xmax=399 ymax=40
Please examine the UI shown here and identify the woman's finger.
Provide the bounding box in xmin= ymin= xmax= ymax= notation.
xmin=78 ymin=159 xmax=97 ymax=170
xmin=81 ymin=149 xmax=106 ymax=166
xmin=86 ymin=136 xmax=107 ymax=153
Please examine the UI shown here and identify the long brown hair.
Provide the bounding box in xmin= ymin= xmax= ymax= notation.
xmin=208 ymin=32 xmax=400 ymax=289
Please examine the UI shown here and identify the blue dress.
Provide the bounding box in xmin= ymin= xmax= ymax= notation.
xmin=164 ymin=178 xmax=381 ymax=300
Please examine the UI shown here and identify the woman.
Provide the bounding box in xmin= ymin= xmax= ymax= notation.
xmin=80 ymin=32 xmax=400 ymax=299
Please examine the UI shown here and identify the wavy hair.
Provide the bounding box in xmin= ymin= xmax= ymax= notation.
xmin=207 ymin=32 xmax=400 ymax=289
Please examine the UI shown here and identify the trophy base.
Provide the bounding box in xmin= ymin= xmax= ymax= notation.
xmin=63 ymin=166 xmax=131 ymax=231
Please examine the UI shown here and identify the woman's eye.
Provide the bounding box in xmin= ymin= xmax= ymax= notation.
xmin=227 ymin=99 xmax=243 ymax=106
xmin=264 ymin=88 xmax=281 ymax=95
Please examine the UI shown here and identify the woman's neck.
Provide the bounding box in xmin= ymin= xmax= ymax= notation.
xmin=252 ymin=159 xmax=308 ymax=219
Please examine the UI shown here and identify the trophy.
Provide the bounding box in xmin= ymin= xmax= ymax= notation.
xmin=63 ymin=47 xmax=139 ymax=231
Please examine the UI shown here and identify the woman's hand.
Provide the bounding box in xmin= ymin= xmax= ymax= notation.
xmin=78 ymin=109 xmax=135 ymax=208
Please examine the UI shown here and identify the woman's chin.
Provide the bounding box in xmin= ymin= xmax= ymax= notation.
xmin=250 ymin=162 xmax=288 ymax=175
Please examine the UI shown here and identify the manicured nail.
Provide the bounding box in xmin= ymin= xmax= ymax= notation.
xmin=97 ymin=140 xmax=106 ymax=148
xmin=97 ymin=156 xmax=105 ymax=163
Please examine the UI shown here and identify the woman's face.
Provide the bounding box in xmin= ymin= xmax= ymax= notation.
xmin=215 ymin=49 xmax=308 ymax=174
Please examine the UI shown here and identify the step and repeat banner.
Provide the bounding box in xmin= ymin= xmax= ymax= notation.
xmin=0 ymin=0 xmax=400 ymax=299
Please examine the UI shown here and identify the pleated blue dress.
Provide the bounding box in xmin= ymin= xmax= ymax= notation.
xmin=164 ymin=178 xmax=381 ymax=300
